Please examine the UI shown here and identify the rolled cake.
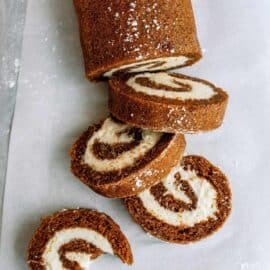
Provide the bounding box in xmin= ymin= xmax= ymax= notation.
xmin=73 ymin=0 xmax=202 ymax=80
xmin=124 ymin=155 xmax=232 ymax=243
xmin=70 ymin=116 xmax=186 ymax=198
xmin=109 ymin=72 xmax=229 ymax=133
xmin=27 ymin=208 xmax=133 ymax=269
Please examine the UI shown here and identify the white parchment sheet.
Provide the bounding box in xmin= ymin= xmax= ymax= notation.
xmin=1 ymin=0 xmax=270 ymax=269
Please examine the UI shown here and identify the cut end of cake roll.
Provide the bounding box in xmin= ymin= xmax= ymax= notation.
xmin=102 ymin=55 xmax=201 ymax=79
xmin=70 ymin=116 xmax=186 ymax=198
xmin=109 ymin=72 xmax=229 ymax=133
xmin=124 ymin=155 xmax=232 ymax=244
xmin=73 ymin=0 xmax=202 ymax=81
xmin=27 ymin=209 xmax=133 ymax=270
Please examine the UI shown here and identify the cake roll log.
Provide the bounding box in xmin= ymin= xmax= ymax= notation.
xmin=109 ymin=72 xmax=229 ymax=133
xmin=73 ymin=0 xmax=202 ymax=81
xmin=124 ymin=155 xmax=232 ymax=243
xmin=70 ymin=116 xmax=186 ymax=198
xmin=27 ymin=209 xmax=133 ymax=270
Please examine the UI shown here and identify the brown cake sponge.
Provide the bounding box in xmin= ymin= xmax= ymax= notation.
xmin=109 ymin=72 xmax=229 ymax=133
xmin=27 ymin=208 xmax=133 ymax=269
xmin=124 ymin=155 xmax=232 ymax=243
xmin=70 ymin=116 xmax=186 ymax=198
xmin=73 ymin=0 xmax=202 ymax=81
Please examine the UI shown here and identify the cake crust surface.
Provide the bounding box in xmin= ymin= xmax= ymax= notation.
xmin=73 ymin=0 xmax=202 ymax=80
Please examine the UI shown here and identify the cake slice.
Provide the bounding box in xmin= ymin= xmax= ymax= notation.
xmin=73 ymin=0 xmax=201 ymax=80
xmin=109 ymin=72 xmax=229 ymax=133
xmin=27 ymin=209 xmax=133 ymax=269
xmin=70 ymin=116 xmax=186 ymax=198
xmin=124 ymin=155 xmax=232 ymax=243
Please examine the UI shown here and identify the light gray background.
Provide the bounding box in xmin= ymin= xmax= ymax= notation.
xmin=1 ymin=0 xmax=270 ymax=269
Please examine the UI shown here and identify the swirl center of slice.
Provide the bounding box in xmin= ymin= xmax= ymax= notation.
xmin=43 ymin=228 xmax=113 ymax=269
xmin=127 ymin=72 xmax=217 ymax=100
xmin=138 ymin=166 xmax=218 ymax=227
xmin=83 ymin=118 xmax=162 ymax=172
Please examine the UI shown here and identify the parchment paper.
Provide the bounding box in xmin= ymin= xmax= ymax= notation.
xmin=1 ymin=0 xmax=270 ymax=269
xmin=0 ymin=0 xmax=27 ymax=240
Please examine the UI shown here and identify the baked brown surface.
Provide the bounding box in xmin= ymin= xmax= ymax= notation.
xmin=27 ymin=208 xmax=133 ymax=269
xmin=73 ymin=0 xmax=202 ymax=81
xmin=124 ymin=155 xmax=232 ymax=243
xmin=70 ymin=116 xmax=186 ymax=198
xmin=109 ymin=72 xmax=229 ymax=133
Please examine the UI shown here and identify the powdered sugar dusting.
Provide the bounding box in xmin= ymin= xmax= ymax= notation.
xmin=135 ymin=177 xmax=142 ymax=187
xmin=139 ymin=169 xmax=159 ymax=178
xmin=107 ymin=1 xmax=176 ymax=60
xmin=143 ymin=170 xmax=153 ymax=177
xmin=167 ymin=107 xmax=175 ymax=118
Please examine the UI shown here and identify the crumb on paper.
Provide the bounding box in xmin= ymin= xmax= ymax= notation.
xmin=8 ymin=80 xmax=16 ymax=88
xmin=14 ymin=58 xmax=20 ymax=70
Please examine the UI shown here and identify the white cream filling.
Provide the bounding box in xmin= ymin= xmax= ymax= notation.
xmin=163 ymin=166 xmax=191 ymax=204
xmin=138 ymin=166 xmax=217 ymax=227
xmin=83 ymin=118 xmax=162 ymax=172
xmin=65 ymin=252 xmax=94 ymax=269
xmin=104 ymin=56 xmax=189 ymax=77
xmin=42 ymin=228 xmax=113 ymax=270
xmin=126 ymin=72 xmax=216 ymax=100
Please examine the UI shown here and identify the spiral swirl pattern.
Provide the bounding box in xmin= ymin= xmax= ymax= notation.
xmin=27 ymin=209 xmax=133 ymax=269
xmin=70 ymin=117 xmax=185 ymax=198
xmin=109 ymin=73 xmax=229 ymax=133
xmin=124 ymin=156 xmax=231 ymax=243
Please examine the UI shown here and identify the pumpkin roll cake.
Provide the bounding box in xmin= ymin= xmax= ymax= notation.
xmin=27 ymin=209 xmax=133 ymax=269
xmin=73 ymin=0 xmax=202 ymax=80
xmin=70 ymin=116 xmax=186 ymax=198
xmin=109 ymin=72 xmax=229 ymax=133
xmin=124 ymin=155 xmax=232 ymax=243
